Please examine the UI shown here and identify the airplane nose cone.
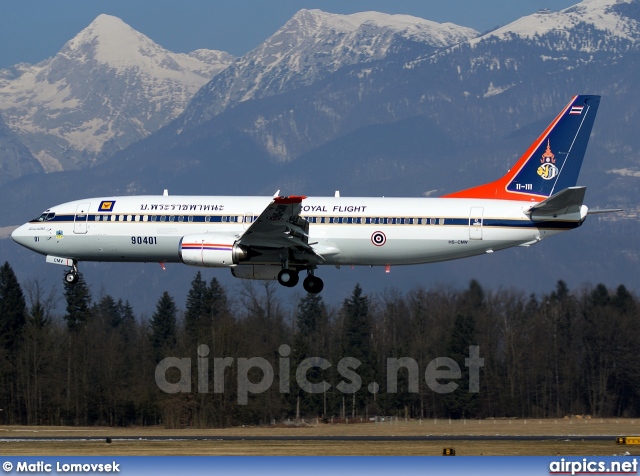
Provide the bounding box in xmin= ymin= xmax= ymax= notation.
xmin=11 ymin=224 xmax=32 ymax=248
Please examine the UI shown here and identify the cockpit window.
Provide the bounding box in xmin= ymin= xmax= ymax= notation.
xmin=31 ymin=212 xmax=56 ymax=222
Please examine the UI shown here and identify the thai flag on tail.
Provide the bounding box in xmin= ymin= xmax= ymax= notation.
xmin=569 ymin=105 xmax=584 ymax=115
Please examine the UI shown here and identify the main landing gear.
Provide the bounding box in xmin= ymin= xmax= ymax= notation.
xmin=64 ymin=262 xmax=80 ymax=285
xmin=277 ymin=267 xmax=324 ymax=294
xmin=303 ymin=274 xmax=324 ymax=294
xmin=277 ymin=269 xmax=299 ymax=288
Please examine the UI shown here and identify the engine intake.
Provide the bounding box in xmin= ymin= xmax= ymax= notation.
xmin=179 ymin=234 xmax=248 ymax=267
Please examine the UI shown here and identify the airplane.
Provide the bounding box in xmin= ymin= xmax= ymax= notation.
xmin=12 ymin=95 xmax=607 ymax=294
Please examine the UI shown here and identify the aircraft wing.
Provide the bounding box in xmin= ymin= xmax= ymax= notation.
xmin=238 ymin=195 xmax=319 ymax=257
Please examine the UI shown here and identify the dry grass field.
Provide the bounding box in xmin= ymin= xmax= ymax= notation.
xmin=1 ymin=418 xmax=639 ymax=456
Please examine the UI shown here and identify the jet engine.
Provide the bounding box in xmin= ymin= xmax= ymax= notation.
xmin=179 ymin=234 xmax=248 ymax=267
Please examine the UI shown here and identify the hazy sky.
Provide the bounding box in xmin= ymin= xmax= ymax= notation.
xmin=1 ymin=0 xmax=579 ymax=69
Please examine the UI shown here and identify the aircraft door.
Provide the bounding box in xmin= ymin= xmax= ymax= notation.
xmin=469 ymin=207 xmax=484 ymax=240
xmin=74 ymin=202 xmax=91 ymax=234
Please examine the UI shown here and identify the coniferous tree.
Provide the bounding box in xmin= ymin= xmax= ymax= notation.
xmin=0 ymin=261 xmax=27 ymax=354
xmin=185 ymin=272 xmax=207 ymax=344
xmin=343 ymin=284 xmax=370 ymax=361
xmin=0 ymin=262 xmax=27 ymax=423
xmin=204 ymin=277 xmax=228 ymax=321
xmin=93 ymin=295 xmax=121 ymax=328
xmin=63 ymin=271 xmax=91 ymax=332
xmin=61 ymin=271 xmax=92 ymax=424
xmin=590 ymin=283 xmax=611 ymax=307
xmin=292 ymin=293 xmax=328 ymax=417
xmin=342 ymin=283 xmax=374 ymax=416
xmin=613 ymin=284 xmax=635 ymax=314
xmin=551 ymin=279 xmax=570 ymax=302
xmin=443 ymin=313 xmax=477 ymax=418
xmin=443 ymin=280 xmax=482 ymax=418
xmin=150 ymin=291 xmax=178 ymax=361
xmin=116 ymin=299 xmax=135 ymax=327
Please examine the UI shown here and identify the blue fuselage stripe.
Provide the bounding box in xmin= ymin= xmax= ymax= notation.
xmin=35 ymin=215 xmax=581 ymax=230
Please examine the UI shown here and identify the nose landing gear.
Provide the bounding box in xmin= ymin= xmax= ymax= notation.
xmin=64 ymin=262 xmax=80 ymax=285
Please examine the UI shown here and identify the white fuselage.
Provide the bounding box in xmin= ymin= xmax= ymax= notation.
xmin=11 ymin=194 xmax=583 ymax=268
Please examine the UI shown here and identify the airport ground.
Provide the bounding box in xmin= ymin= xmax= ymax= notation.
xmin=2 ymin=418 xmax=640 ymax=456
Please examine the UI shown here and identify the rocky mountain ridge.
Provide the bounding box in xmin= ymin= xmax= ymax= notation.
xmin=0 ymin=14 xmax=233 ymax=175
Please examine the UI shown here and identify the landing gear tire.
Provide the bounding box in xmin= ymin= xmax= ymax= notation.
xmin=65 ymin=271 xmax=79 ymax=285
xmin=303 ymin=275 xmax=324 ymax=294
xmin=277 ymin=269 xmax=299 ymax=288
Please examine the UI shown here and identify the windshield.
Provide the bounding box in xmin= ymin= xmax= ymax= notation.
xmin=31 ymin=212 xmax=55 ymax=222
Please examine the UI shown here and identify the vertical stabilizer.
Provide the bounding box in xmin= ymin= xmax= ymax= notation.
xmin=444 ymin=95 xmax=600 ymax=201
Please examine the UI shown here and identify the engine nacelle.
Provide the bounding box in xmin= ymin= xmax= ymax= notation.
xmin=179 ymin=234 xmax=248 ymax=268
xmin=231 ymin=265 xmax=281 ymax=280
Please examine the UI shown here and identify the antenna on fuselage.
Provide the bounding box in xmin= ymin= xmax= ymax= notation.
xmin=335 ymin=191 xmax=340 ymax=197
xmin=163 ymin=189 xmax=169 ymax=196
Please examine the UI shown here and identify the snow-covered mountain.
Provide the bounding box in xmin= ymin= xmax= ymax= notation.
xmin=0 ymin=14 xmax=233 ymax=172
xmin=0 ymin=114 xmax=42 ymax=186
xmin=474 ymin=0 xmax=640 ymax=47
xmin=177 ymin=9 xmax=479 ymax=133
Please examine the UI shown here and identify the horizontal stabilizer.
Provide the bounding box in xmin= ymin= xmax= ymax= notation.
xmin=587 ymin=208 xmax=624 ymax=215
xmin=525 ymin=186 xmax=586 ymax=218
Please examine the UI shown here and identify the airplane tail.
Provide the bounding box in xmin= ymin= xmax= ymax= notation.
xmin=444 ymin=95 xmax=601 ymax=201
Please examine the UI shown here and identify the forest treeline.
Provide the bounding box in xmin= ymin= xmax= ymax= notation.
xmin=0 ymin=260 xmax=639 ymax=428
